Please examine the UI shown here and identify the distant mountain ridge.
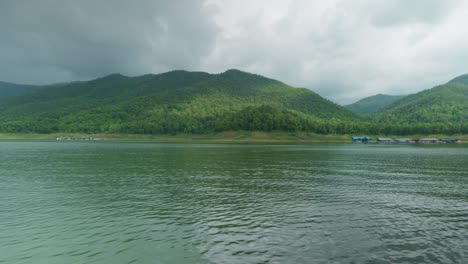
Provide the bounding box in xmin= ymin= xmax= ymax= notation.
xmin=345 ymin=94 xmax=406 ymax=115
xmin=0 ymin=69 xmax=360 ymax=134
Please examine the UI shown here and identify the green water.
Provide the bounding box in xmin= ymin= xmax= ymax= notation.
xmin=1 ymin=141 xmax=467 ymax=263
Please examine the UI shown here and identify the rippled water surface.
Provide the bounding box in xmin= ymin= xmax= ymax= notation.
xmin=1 ymin=141 xmax=468 ymax=263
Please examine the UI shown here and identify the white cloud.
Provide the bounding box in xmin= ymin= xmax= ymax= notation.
xmin=204 ymin=0 xmax=468 ymax=103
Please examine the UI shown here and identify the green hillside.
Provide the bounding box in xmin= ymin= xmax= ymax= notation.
xmin=372 ymin=81 xmax=468 ymax=124
xmin=0 ymin=81 xmax=42 ymax=100
xmin=0 ymin=69 xmax=361 ymax=134
xmin=345 ymin=94 xmax=406 ymax=115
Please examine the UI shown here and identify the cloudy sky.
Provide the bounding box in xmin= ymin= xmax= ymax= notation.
xmin=1 ymin=0 xmax=468 ymax=104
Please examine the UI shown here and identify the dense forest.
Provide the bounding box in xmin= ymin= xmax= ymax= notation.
xmin=0 ymin=70 xmax=467 ymax=135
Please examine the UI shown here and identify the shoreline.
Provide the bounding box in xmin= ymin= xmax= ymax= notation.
xmin=0 ymin=131 xmax=467 ymax=143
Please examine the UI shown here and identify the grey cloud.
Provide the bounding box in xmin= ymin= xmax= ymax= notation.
xmin=366 ymin=0 xmax=457 ymax=27
xmin=0 ymin=0 xmax=219 ymax=84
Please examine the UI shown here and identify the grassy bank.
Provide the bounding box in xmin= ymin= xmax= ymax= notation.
xmin=0 ymin=131 xmax=467 ymax=143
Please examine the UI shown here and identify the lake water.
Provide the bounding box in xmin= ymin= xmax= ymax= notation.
xmin=1 ymin=141 xmax=467 ymax=264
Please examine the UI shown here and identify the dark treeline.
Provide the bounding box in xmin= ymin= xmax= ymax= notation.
xmin=1 ymin=105 xmax=466 ymax=135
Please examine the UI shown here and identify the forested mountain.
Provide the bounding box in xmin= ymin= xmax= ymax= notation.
xmin=372 ymin=79 xmax=468 ymax=124
xmin=345 ymin=94 xmax=406 ymax=115
xmin=0 ymin=69 xmax=361 ymax=134
xmin=1 ymin=70 xmax=467 ymax=136
xmin=0 ymin=81 xmax=42 ymax=100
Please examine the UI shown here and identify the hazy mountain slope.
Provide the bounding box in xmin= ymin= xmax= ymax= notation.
xmin=0 ymin=69 xmax=360 ymax=133
xmin=0 ymin=81 xmax=42 ymax=100
xmin=345 ymin=94 xmax=406 ymax=115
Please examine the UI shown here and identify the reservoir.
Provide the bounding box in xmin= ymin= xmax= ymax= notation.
xmin=1 ymin=141 xmax=467 ymax=263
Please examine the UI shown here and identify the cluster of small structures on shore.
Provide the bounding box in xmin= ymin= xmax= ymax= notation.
xmin=352 ymin=136 xmax=462 ymax=144
xmin=56 ymin=136 xmax=103 ymax=141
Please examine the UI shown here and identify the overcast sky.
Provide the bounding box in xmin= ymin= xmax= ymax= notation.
xmin=1 ymin=0 xmax=468 ymax=104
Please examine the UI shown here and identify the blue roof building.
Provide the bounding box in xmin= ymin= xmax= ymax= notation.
xmin=352 ymin=136 xmax=372 ymax=143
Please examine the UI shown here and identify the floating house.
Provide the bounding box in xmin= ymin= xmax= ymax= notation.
xmin=395 ymin=138 xmax=409 ymax=143
xmin=351 ymin=136 xmax=460 ymax=144
xmin=395 ymin=138 xmax=418 ymax=143
xmin=56 ymin=136 xmax=72 ymax=140
xmin=352 ymin=136 xmax=372 ymax=143
xmin=56 ymin=136 xmax=102 ymax=141
xmin=420 ymin=138 xmax=439 ymax=144
xmin=377 ymin=137 xmax=394 ymax=143
xmin=440 ymin=138 xmax=459 ymax=144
